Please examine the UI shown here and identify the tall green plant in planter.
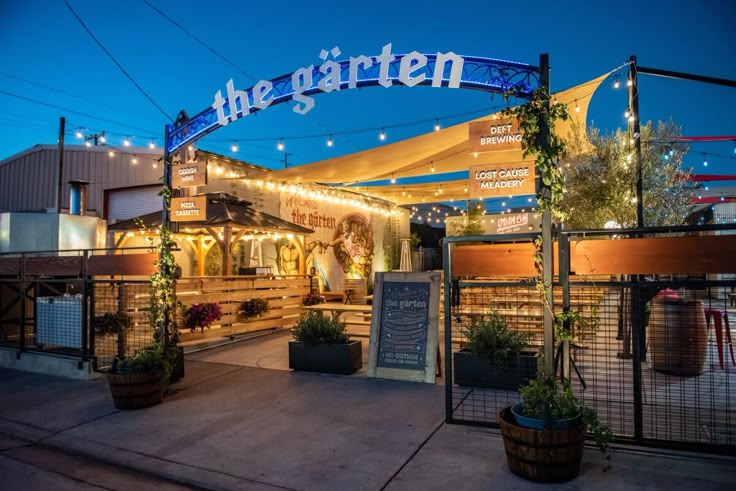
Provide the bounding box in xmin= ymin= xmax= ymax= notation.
xmin=496 ymin=88 xmax=612 ymax=481
xmin=289 ymin=312 xmax=362 ymax=375
xmin=105 ymin=187 xmax=181 ymax=409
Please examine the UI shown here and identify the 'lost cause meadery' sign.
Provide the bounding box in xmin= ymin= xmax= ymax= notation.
xmin=368 ymin=271 xmax=440 ymax=384
xmin=468 ymin=161 xmax=535 ymax=199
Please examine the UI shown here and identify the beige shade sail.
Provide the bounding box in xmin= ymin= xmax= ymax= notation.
xmin=266 ymin=73 xmax=608 ymax=205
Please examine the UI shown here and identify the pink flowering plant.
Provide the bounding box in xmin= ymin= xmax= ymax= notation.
xmin=183 ymin=302 xmax=222 ymax=333
xmin=302 ymin=292 xmax=326 ymax=306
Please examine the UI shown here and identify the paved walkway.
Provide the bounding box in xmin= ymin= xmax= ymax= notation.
xmin=1 ymin=338 xmax=735 ymax=490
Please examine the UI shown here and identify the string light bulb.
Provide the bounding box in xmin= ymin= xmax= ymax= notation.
xmin=614 ymin=78 xmax=620 ymax=89
xmin=624 ymin=108 xmax=630 ymax=118
xmin=99 ymin=133 xmax=106 ymax=143
xmin=379 ymin=128 xmax=386 ymax=141
xmin=149 ymin=139 xmax=155 ymax=149
xmin=434 ymin=119 xmax=440 ymax=131
xmin=231 ymin=141 xmax=238 ymax=152
xmin=123 ymin=136 xmax=131 ymax=146
xmin=390 ymin=173 xmax=396 ymax=184
xmin=108 ymin=151 xmax=115 ymax=157
xmin=132 ymin=157 xmax=138 ymax=164
xmin=430 ymin=163 xmax=435 ymax=173
xmin=627 ymin=78 xmax=633 ymax=87
xmin=277 ymin=138 xmax=284 ymax=151
xmin=85 ymin=141 xmax=91 ymax=147
xmin=703 ymin=154 xmax=708 ymax=167
xmin=575 ymin=100 xmax=580 ymax=112
xmin=75 ymin=129 xmax=83 ymax=139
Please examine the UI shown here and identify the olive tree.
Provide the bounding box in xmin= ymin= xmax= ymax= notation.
xmin=561 ymin=120 xmax=697 ymax=229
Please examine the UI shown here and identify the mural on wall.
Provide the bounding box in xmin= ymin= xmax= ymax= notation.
xmin=319 ymin=213 xmax=374 ymax=279
xmin=279 ymin=189 xmax=387 ymax=292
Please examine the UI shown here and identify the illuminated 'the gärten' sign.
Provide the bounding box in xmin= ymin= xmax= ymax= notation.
xmin=211 ymin=43 xmax=465 ymax=126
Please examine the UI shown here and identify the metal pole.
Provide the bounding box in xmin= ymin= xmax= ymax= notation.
xmin=539 ymin=53 xmax=555 ymax=375
xmin=57 ymin=117 xmax=65 ymax=213
xmin=629 ymin=55 xmax=644 ymax=228
xmin=161 ymin=124 xmax=172 ymax=349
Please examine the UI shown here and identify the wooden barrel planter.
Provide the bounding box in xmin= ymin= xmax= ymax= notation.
xmin=648 ymin=299 xmax=707 ymax=376
xmin=497 ymin=406 xmax=586 ymax=483
xmin=106 ymin=371 xmax=163 ymax=410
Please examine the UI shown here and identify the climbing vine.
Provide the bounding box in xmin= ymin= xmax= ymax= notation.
xmin=502 ymin=88 xmax=573 ymax=340
xmin=141 ymin=185 xmax=179 ymax=349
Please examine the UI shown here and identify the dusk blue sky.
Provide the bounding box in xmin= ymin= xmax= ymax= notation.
xmin=1 ymin=0 xmax=735 ymax=195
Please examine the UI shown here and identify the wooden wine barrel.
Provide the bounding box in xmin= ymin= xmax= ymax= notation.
xmin=106 ymin=371 xmax=163 ymax=410
xmin=648 ymin=299 xmax=707 ymax=376
xmin=497 ymin=407 xmax=586 ymax=483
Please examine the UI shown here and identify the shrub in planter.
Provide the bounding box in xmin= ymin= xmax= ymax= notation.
xmin=240 ymin=298 xmax=269 ymax=321
xmin=183 ymin=302 xmax=222 ymax=333
xmin=93 ymin=312 xmax=131 ymax=336
xmin=498 ymin=373 xmax=612 ymax=483
xmin=454 ymin=312 xmax=537 ymax=389
xmin=289 ymin=311 xmax=362 ymax=374
xmin=106 ymin=345 xmax=171 ymax=410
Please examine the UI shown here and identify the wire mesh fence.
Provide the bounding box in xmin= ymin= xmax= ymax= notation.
xmin=444 ymin=228 xmax=736 ymax=453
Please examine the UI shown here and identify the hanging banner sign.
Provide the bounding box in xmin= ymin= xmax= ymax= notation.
xmin=172 ymin=162 xmax=207 ymax=188
xmin=170 ymin=196 xmax=207 ymax=222
xmin=468 ymin=119 xmax=523 ymax=153
xmin=469 ymin=161 xmax=535 ymax=199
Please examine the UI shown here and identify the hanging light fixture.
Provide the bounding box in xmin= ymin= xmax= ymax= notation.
xmin=123 ymin=136 xmax=131 ymax=146
xmin=277 ymin=138 xmax=284 ymax=151
xmin=575 ymin=100 xmax=580 ymax=112
xmin=379 ymin=128 xmax=386 ymax=141
xmin=231 ymin=141 xmax=238 ymax=152
xmin=149 ymin=139 xmax=155 ymax=149
xmin=327 ymin=134 xmax=333 ymax=147
xmin=99 ymin=132 xmax=106 ymax=143
xmin=75 ymin=129 xmax=83 ymax=139
xmin=434 ymin=119 xmax=440 ymax=131
xmin=614 ymin=78 xmax=620 ymax=89
xmin=390 ymin=173 xmax=396 ymax=184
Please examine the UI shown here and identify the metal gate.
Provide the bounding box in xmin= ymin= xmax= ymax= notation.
xmin=443 ymin=226 xmax=736 ymax=454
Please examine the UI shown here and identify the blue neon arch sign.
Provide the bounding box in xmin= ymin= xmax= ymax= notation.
xmin=166 ymin=44 xmax=541 ymax=154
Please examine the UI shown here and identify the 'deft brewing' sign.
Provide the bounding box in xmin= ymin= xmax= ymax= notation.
xmin=468 ymin=161 xmax=535 ymax=199
xmin=468 ymin=119 xmax=523 ymax=153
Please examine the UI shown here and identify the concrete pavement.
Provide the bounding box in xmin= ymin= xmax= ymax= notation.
xmin=1 ymin=340 xmax=735 ymax=490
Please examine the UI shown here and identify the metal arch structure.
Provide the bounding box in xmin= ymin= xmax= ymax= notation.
xmin=165 ymin=53 xmax=541 ymax=154
xmin=158 ymin=51 xmax=546 ymax=354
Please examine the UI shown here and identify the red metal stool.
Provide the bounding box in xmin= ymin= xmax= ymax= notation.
xmin=703 ymin=309 xmax=736 ymax=369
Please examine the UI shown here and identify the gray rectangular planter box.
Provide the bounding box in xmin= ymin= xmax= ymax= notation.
xmin=288 ymin=340 xmax=363 ymax=375
xmin=453 ymin=350 xmax=538 ymax=390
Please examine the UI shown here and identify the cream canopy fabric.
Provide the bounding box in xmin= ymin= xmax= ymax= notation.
xmin=267 ymin=74 xmax=608 ymax=205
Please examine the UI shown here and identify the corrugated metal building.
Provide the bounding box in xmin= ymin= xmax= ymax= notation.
xmin=0 ymin=144 xmax=273 ymax=221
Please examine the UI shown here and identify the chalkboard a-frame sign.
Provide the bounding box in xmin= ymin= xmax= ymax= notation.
xmin=367 ymin=271 xmax=441 ymax=383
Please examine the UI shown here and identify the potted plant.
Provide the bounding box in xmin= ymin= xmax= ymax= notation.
xmin=240 ymin=297 xmax=270 ymax=321
xmin=106 ymin=345 xmax=171 ymax=410
xmin=289 ymin=311 xmax=362 ymax=375
xmin=498 ymin=373 xmax=612 ymax=483
xmin=454 ymin=312 xmax=537 ymax=389
xmin=93 ymin=311 xmax=132 ymax=358
xmin=183 ymin=302 xmax=222 ymax=333
xmin=302 ymin=291 xmax=325 ymax=306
